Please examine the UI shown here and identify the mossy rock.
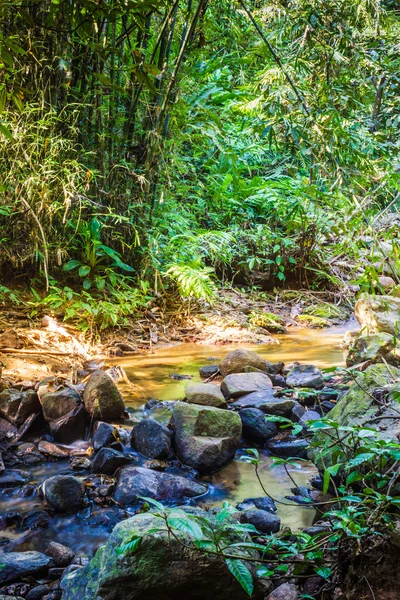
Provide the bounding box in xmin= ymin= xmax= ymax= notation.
xmin=303 ymin=302 xmax=349 ymax=321
xmin=346 ymin=333 xmax=400 ymax=367
xmin=296 ymin=314 xmax=329 ymax=328
xmin=248 ymin=311 xmax=286 ymax=333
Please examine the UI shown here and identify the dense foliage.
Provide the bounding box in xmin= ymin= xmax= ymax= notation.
xmin=1 ymin=0 xmax=400 ymax=325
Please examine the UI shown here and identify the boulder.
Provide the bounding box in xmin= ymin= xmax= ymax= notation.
xmin=38 ymin=385 xmax=81 ymax=422
xmin=60 ymin=510 xmax=254 ymax=600
xmin=239 ymin=408 xmax=277 ymax=445
xmin=49 ymin=405 xmax=87 ymax=444
xmin=113 ymin=466 xmax=207 ymax=506
xmin=38 ymin=441 xmax=70 ymax=459
xmin=185 ymin=383 xmax=227 ymax=408
xmin=355 ymin=293 xmax=400 ymax=335
xmin=286 ymin=365 xmax=324 ymax=389
xmin=346 ymin=332 xmax=400 ymax=367
xmin=45 ymin=542 xmax=75 ymax=567
xmin=0 ymin=552 xmax=51 ymax=584
xmin=83 ymin=371 xmax=125 ymax=421
xmin=239 ymin=509 xmax=280 ymax=534
xmin=93 ymin=422 xmax=117 ymax=451
xmin=199 ymin=365 xmax=219 ymax=379
xmin=42 ymin=475 xmax=86 ymax=513
xmin=266 ymin=583 xmax=299 ymax=600
xmin=14 ymin=443 xmax=43 ymax=465
xmin=0 ymin=389 xmax=40 ymax=425
xmin=219 ymin=349 xmax=267 ymax=376
xmin=267 ymin=439 xmax=309 ymax=459
xmin=236 ymin=497 xmax=276 ymax=513
xmin=231 ymin=391 xmax=295 ymax=416
xmin=91 ymin=448 xmax=133 ymax=475
xmin=221 ymin=372 xmax=272 ymax=399
xmin=172 ymin=402 xmax=242 ymax=473
xmin=130 ymin=419 xmax=172 ymax=459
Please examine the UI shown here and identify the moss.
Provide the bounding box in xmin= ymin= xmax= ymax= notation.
xmin=297 ymin=314 xmax=329 ymax=328
xmin=248 ymin=311 xmax=286 ymax=333
xmin=303 ymin=302 xmax=349 ymax=320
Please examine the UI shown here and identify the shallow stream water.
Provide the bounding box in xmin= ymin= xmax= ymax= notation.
xmin=0 ymin=321 xmax=357 ymax=558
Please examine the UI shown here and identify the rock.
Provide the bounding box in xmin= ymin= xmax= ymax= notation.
xmin=199 ymin=365 xmax=219 ymax=378
xmin=38 ymin=441 xmax=70 ymax=459
xmin=299 ymin=410 xmax=321 ymax=430
xmin=14 ymin=443 xmax=43 ymax=465
xmin=355 ymin=293 xmax=400 ymax=335
xmin=268 ymin=373 xmax=288 ymax=387
xmin=0 ymin=389 xmax=40 ymax=425
xmin=172 ymin=402 xmax=242 ymax=473
xmin=346 ymin=332 xmax=400 ymax=367
xmin=377 ymin=276 xmax=395 ymax=291
xmin=219 ymin=349 xmax=267 ymax=376
xmin=71 ymin=456 xmax=91 ymax=470
xmin=239 ymin=408 xmax=277 ymax=445
xmin=83 ymin=371 xmax=125 ymax=421
xmin=0 ymin=596 xmax=25 ymax=600
xmin=61 ymin=509 xmax=255 ymax=600
xmin=113 ymin=466 xmax=207 ymax=506
xmin=49 ymin=405 xmax=87 ymax=444
xmin=290 ymin=401 xmax=306 ymax=422
xmin=21 ymin=510 xmax=50 ymax=530
xmin=221 ymin=372 xmax=272 ymax=399
xmin=239 ymin=509 xmax=280 ymax=534
xmin=185 ymin=383 xmax=227 ymax=408
xmin=302 ymin=575 xmax=325 ymax=597
xmin=38 ymin=385 xmax=81 ymax=422
xmin=42 ymin=475 xmax=86 ymax=513
xmin=91 ymin=447 xmax=133 ymax=475
xmin=231 ymin=391 xmax=295 ymax=416
xmin=130 ymin=419 xmax=172 ymax=459
xmin=46 ymin=542 xmax=75 ymax=567
xmin=0 ymin=417 xmax=18 ymax=442
xmin=93 ymin=422 xmax=117 ymax=451
xmin=267 ymin=439 xmax=309 ymax=459
xmin=320 ymin=400 xmax=335 ymax=414
xmin=236 ymin=496 xmax=276 ymax=513
xmin=0 ymin=469 xmax=30 ymax=487
xmin=266 ymin=583 xmax=299 ymax=600
xmin=286 ymin=365 xmax=324 ymax=389
xmin=0 ymin=552 xmax=52 ymax=584
xmin=26 ymin=586 xmax=52 ymax=600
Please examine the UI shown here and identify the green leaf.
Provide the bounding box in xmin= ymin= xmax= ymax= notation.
xmin=167 ymin=517 xmax=203 ymax=540
xmin=83 ymin=278 xmax=92 ymax=290
xmin=63 ymin=260 xmax=81 ymax=271
xmin=225 ymin=559 xmax=253 ymax=597
xmin=78 ymin=265 xmax=91 ymax=277
xmin=116 ymin=537 xmax=141 ymax=556
xmin=315 ymin=566 xmax=331 ymax=579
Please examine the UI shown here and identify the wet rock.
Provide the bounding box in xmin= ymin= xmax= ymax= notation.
xmin=346 ymin=332 xmax=400 ymax=367
xmin=286 ymin=365 xmax=324 ymax=389
xmin=236 ymin=496 xmax=276 ymax=513
xmin=299 ymin=410 xmax=321 ymax=430
xmin=172 ymin=402 xmax=242 ymax=473
xmin=319 ymin=387 xmax=339 ymax=401
xmin=0 ymin=551 xmax=52 ymax=584
xmin=18 ymin=484 xmax=35 ymax=497
xmin=0 ymin=596 xmax=25 ymax=600
xmin=199 ymin=365 xmax=219 ymax=379
xmin=48 ymin=567 xmax=66 ymax=580
xmin=0 ymin=418 xmax=17 ymax=442
xmin=219 ymin=349 xmax=267 ymax=376
xmin=320 ymin=400 xmax=335 ymax=414
xmin=38 ymin=385 xmax=81 ymax=422
xmin=91 ymin=448 xmax=133 ymax=475
xmin=61 ymin=509 xmax=256 ymax=600
xmin=46 ymin=542 xmax=75 ymax=567
xmin=49 ymin=405 xmax=87 ymax=444
xmin=14 ymin=443 xmax=43 ymax=465
xmin=290 ymin=401 xmax=306 ymax=422
xmin=185 ymin=383 xmax=227 ymax=408
xmin=93 ymin=422 xmax=116 ymax=451
xmin=266 ymin=583 xmax=299 ymax=600
xmin=239 ymin=509 xmax=280 ymax=534
xmin=21 ymin=509 xmax=50 ymax=530
xmin=303 ymin=575 xmax=325 ymax=597
xmin=0 ymin=389 xmax=40 ymax=425
xmin=130 ymin=419 xmax=172 ymax=459
xmin=83 ymin=371 xmax=125 ymax=421
xmin=42 ymin=475 xmax=86 ymax=513
xmin=97 ymin=483 xmax=114 ymax=497
xmin=239 ymin=408 xmax=277 ymax=445
xmin=26 ymin=586 xmax=52 ymax=600
xmin=221 ymin=372 xmax=272 ymax=399
xmin=231 ymin=391 xmax=295 ymax=416
xmin=38 ymin=441 xmax=70 ymax=459
xmin=268 ymin=373 xmax=288 ymax=387
xmin=355 ymin=293 xmax=400 ymax=335
xmin=143 ymin=459 xmax=169 ymax=471
xmin=114 ymin=466 xmax=207 ymax=506
xmin=0 ymin=469 xmax=30 ymax=488
xmin=70 ymin=456 xmax=91 ymax=470
xmin=267 ymin=439 xmax=309 ymax=459
xmin=85 ymin=508 xmax=128 ymax=529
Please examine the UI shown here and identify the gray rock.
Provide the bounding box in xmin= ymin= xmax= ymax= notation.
xmin=290 ymin=401 xmax=306 ymax=422
xmin=172 ymin=402 xmax=242 ymax=473
xmin=91 ymin=447 xmax=132 ymax=475
xmin=21 ymin=510 xmax=50 ymax=530
xmin=185 ymin=383 xmax=227 ymax=408
xmin=93 ymin=422 xmax=116 ymax=451
xmin=49 ymin=405 xmax=87 ymax=444
xmin=42 ymin=475 xmax=86 ymax=513
xmin=240 ymin=509 xmax=280 ymax=534
xmin=286 ymin=365 xmax=324 ymax=389
xmin=0 ymin=389 xmax=40 ymax=425
xmin=0 ymin=469 xmax=30 ymax=488
xmin=219 ymin=349 xmax=267 ymax=376
xmin=355 ymin=293 xmax=400 ymax=335
xmin=0 ymin=551 xmax=52 ymax=584
xmin=131 ymin=419 xmax=172 ymax=459
xmin=221 ymin=372 xmax=272 ymax=399
xmin=46 ymin=542 xmax=74 ymax=567
xmin=14 ymin=443 xmax=43 ymax=465
xmin=299 ymin=410 xmax=321 ymax=431
xmin=83 ymin=371 xmax=125 ymax=421
xmin=0 ymin=417 xmax=17 ymax=442
xmin=113 ymin=466 xmax=207 ymax=506
xmin=236 ymin=496 xmax=276 ymax=513
xmin=266 ymin=583 xmax=299 ymax=600
xmin=231 ymin=391 xmax=295 ymax=416
xmin=199 ymin=365 xmax=219 ymax=378
xmin=239 ymin=408 xmax=277 ymax=445
xmin=267 ymin=439 xmax=309 ymax=459
xmin=38 ymin=385 xmax=81 ymax=422
xmin=346 ymin=332 xmax=400 ymax=367
xmin=26 ymin=586 xmax=52 ymax=600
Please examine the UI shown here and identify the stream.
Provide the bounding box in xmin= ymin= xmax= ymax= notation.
xmin=0 ymin=321 xmax=356 ymax=559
